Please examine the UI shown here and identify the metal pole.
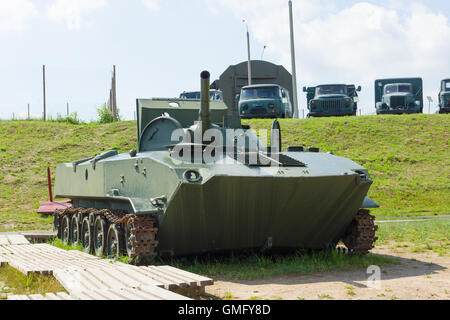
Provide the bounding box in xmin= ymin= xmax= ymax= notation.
xmin=246 ymin=23 xmax=252 ymax=86
xmin=67 ymin=102 xmax=69 ymax=116
xmin=28 ymin=104 xmax=30 ymax=120
xmin=113 ymin=65 xmax=117 ymax=121
xmin=43 ymin=65 xmax=47 ymax=121
xmin=289 ymin=1 xmax=299 ymax=119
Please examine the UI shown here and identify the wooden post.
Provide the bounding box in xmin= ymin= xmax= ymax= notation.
xmin=43 ymin=65 xmax=47 ymax=121
xmin=47 ymin=167 xmax=53 ymax=203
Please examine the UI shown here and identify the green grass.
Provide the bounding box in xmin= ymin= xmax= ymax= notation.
xmin=0 ymin=265 xmax=66 ymax=299
xmin=168 ymin=249 xmax=397 ymax=281
xmin=48 ymin=238 xmax=133 ymax=264
xmin=0 ymin=114 xmax=448 ymax=232
xmin=377 ymin=220 xmax=450 ymax=255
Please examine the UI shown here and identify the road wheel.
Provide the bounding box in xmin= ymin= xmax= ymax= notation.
xmin=106 ymin=224 xmax=124 ymax=258
xmin=61 ymin=215 xmax=71 ymax=245
xmin=81 ymin=217 xmax=93 ymax=253
xmin=70 ymin=215 xmax=81 ymax=247
xmin=53 ymin=213 xmax=61 ymax=238
xmin=94 ymin=216 xmax=108 ymax=257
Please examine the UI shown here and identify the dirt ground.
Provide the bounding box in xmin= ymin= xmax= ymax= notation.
xmin=206 ymin=245 xmax=450 ymax=300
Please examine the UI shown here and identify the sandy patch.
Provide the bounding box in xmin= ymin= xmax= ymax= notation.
xmin=206 ymin=245 xmax=450 ymax=300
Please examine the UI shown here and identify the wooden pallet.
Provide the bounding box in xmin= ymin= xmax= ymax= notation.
xmin=0 ymin=243 xmax=213 ymax=300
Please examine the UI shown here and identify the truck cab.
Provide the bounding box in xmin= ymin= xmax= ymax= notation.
xmin=180 ymin=90 xmax=224 ymax=102
xmin=238 ymin=84 xmax=293 ymax=119
xmin=438 ymin=79 xmax=450 ymax=114
xmin=375 ymin=78 xmax=423 ymax=115
xmin=303 ymin=84 xmax=361 ymax=117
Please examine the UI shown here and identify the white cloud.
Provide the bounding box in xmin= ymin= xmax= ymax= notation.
xmin=47 ymin=0 xmax=108 ymax=30
xmin=0 ymin=0 xmax=38 ymax=32
xmin=143 ymin=0 xmax=160 ymax=12
xmin=205 ymin=0 xmax=450 ymax=113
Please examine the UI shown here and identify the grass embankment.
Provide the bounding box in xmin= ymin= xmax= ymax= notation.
xmin=377 ymin=220 xmax=450 ymax=256
xmin=0 ymin=115 xmax=448 ymax=229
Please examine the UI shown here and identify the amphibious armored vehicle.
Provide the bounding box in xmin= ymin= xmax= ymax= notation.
xmin=53 ymin=71 xmax=378 ymax=261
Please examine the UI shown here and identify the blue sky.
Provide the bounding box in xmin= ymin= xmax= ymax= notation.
xmin=1 ymin=0 xmax=450 ymax=121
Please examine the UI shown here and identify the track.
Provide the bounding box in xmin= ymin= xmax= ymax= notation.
xmin=54 ymin=208 xmax=159 ymax=262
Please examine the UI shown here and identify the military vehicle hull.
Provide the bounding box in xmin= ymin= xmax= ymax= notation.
xmin=157 ymin=175 xmax=370 ymax=256
xmin=55 ymin=149 xmax=374 ymax=257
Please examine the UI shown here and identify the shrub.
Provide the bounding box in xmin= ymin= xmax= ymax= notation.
xmin=97 ymin=104 xmax=120 ymax=124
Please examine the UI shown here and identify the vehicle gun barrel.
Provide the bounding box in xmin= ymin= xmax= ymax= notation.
xmin=200 ymin=71 xmax=212 ymax=133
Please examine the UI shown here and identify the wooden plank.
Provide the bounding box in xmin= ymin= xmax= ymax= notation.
xmin=0 ymin=255 xmax=8 ymax=266
xmin=0 ymin=236 xmax=10 ymax=245
xmin=8 ymin=295 xmax=31 ymax=300
xmin=141 ymin=266 xmax=196 ymax=287
xmin=158 ymin=266 xmax=214 ymax=286
xmin=44 ymin=293 xmax=62 ymax=301
xmin=140 ymin=266 xmax=190 ymax=288
xmin=138 ymin=285 xmax=192 ymax=301
xmin=56 ymin=292 xmax=75 ymax=301
xmin=28 ymin=294 xmax=46 ymax=300
xmin=6 ymin=235 xmax=30 ymax=245
xmin=130 ymin=269 xmax=180 ymax=291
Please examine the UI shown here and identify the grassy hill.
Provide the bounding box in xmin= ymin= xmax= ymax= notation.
xmin=0 ymin=115 xmax=448 ymax=232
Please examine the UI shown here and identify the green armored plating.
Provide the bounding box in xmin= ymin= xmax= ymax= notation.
xmin=53 ymin=71 xmax=378 ymax=261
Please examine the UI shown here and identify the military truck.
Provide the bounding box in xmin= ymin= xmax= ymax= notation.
xmin=375 ymin=78 xmax=423 ymax=115
xmin=180 ymin=89 xmax=223 ymax=102
xmin=237 ymin=84 xmax=293 ymax=119
xmin=52 ymin=71 xmax=378 ymax=261
xmin=303 ymin=84 xmax=361 ymax=118
xmin=438 ymin=79 xmax=450 ymax=114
